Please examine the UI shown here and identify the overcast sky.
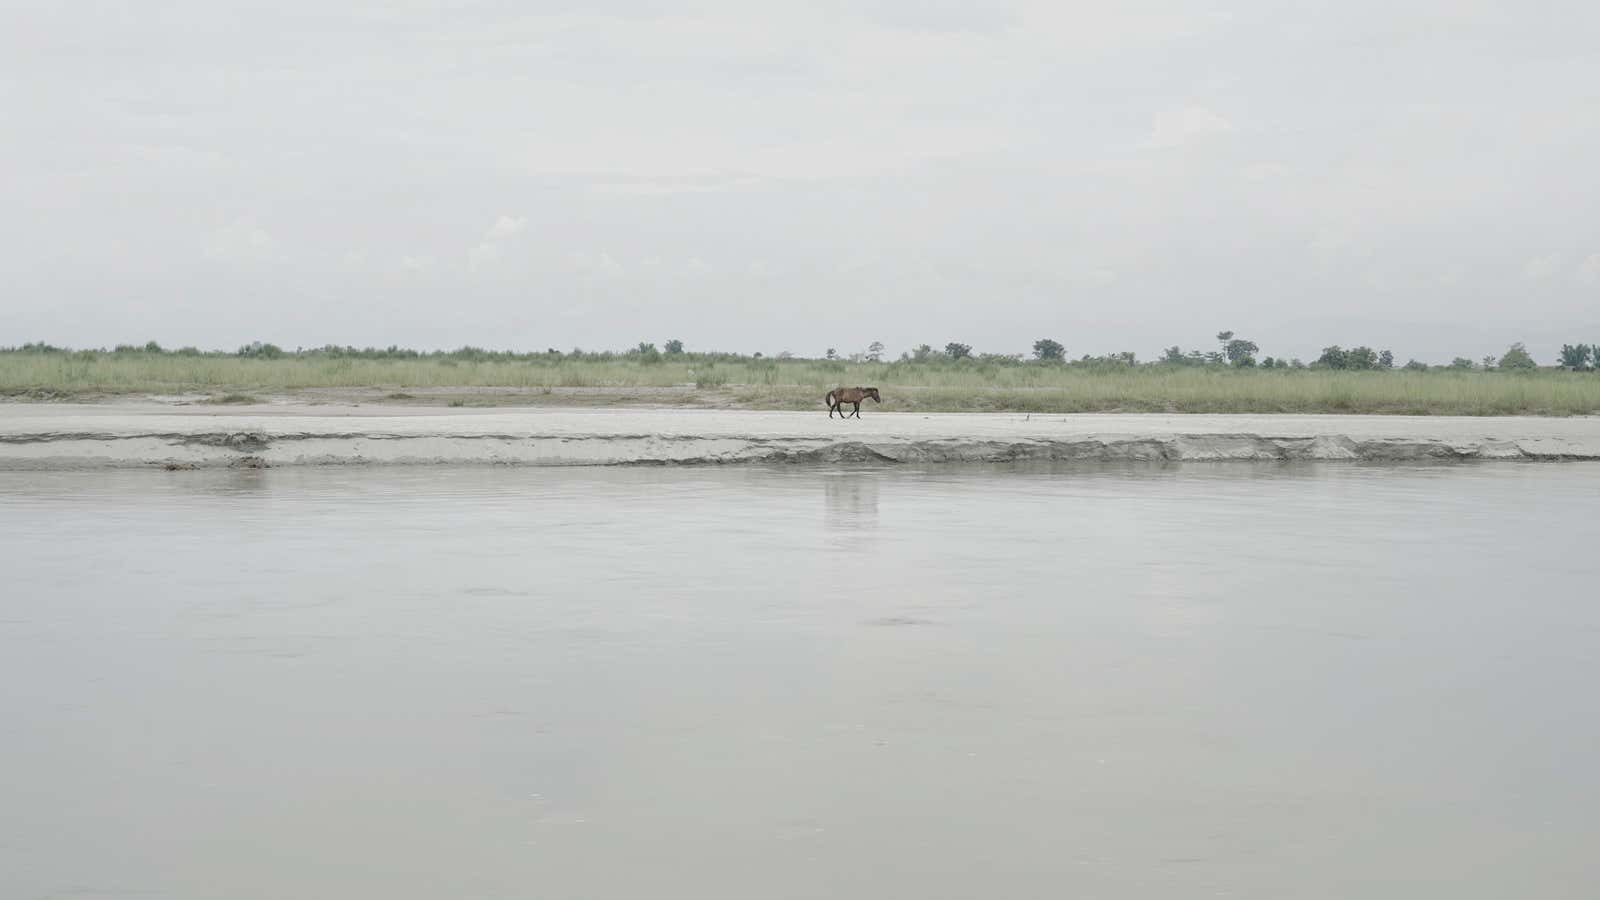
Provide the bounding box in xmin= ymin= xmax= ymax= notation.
xmin=4 ymin=1 xmax=1598 ymax=362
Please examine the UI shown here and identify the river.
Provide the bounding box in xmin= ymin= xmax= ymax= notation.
xmin=3 ymin=462 xmax=1598 ymax=898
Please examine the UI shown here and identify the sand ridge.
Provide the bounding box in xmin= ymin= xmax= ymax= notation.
xmin=3 ymin=404 xmax=1599 ymax=469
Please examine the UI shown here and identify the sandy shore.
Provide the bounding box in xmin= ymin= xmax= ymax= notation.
xmin=3 ymin=403 xmax=1600 ymax=469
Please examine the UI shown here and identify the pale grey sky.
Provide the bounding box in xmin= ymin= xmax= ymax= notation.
xmin=4 ymin=1 xmax=1598 ymax=362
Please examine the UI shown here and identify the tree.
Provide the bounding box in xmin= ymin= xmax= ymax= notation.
xmin=664 ymin=339 xmax=684 ymax=355
xmin=1403 ymin=359 xmax=1428 ymax=371
xmin=911 ymin=343 xmax=934 ymax=362
xmin=1558 ymin=343 xmax=1592 ymax=369
xmin=1317 ymin=346 xmax=1349 ymax=369
xmin=1346 ymin=346 xmax=1379 ymax=370
xmin=1449 ymin=357 xmax=1475 ymax=370
xmin=1378 ymin=350 xmax=1395 ymax=369
xmin=866 ymin=341 xmax=885 ymax=362
xmin=945 ymin=342 xmax=972 ymax=360
xmin=1499 ymin=342 xmax=1536 ymax=370
xmin=825 ymin=348 xmax=838 ymax=360
xmin=1481 ymin=355 xmax=1497 ymax=370
xmin=1260 ymin=356 xmax=1277 ymax=369
xmin=1162 ymin=346 xmax=1186 ymax=364
xmin=1032 ymin=338 xmax=1065 ymax=361
xmin=238 ymin=341 xmax=284 ymax=359
xmin=1216 ymin=331 xmax=1234 ymax=359
xmin=1224 ymin=338 xmax=1259 ymax=366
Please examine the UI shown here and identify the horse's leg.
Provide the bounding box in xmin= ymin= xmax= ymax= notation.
xmin=852 ymin=402 xmax=861 ymax=418
xmin=828 ymin=401 xmax=838 ymax=418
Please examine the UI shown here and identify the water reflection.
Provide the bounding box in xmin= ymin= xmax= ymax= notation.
xmin=4 ymin=463 xmax=1600 ymax=899
xmin=823 ymin=471 xmax=879 ymax=534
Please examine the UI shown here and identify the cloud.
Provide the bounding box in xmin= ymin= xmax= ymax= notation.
xmin=570 ymin=250 xmax=625 ymax=278
xmin=1523 ymin=252 xmax=1564 ymax=281
xmin=1145 ymin=105 xmax=1234 ymax=149
xmin=485 ymin=215 xmax=527 ymax=240
xmin=469 ymin=214 xmax=527 ymax=271
xmin=588 ymin=175 xmax=766 ymax=196
xmin=204 ymin=219 xmax=279 ymax=263
xmin=1578 ymin=253 xmax=1600 ymax=285
xmin=856 ymin=0 xmax=1018 ymax=34
xmin=467 ymin=243 xmax=503 ymax=270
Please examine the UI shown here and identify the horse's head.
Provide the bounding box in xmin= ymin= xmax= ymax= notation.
xmin=866 ymin=387 xmax=881 ymax=403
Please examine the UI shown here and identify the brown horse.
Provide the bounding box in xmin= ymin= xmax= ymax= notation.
xmin=826 ymin=386 xmax=881 ymax=418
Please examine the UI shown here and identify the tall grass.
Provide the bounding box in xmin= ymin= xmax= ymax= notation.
xmin=2 ymin=350 xmax=1597 ymax=415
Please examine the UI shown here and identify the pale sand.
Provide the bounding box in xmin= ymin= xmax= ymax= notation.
xmin=3 ymin=402 xmax=1600 ymax=469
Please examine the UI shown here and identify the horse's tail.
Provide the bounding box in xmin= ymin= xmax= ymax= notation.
xmin=824 ymin=389 xmax=836 ymax=405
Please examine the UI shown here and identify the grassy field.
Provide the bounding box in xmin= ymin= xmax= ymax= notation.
xmin=2 ymin=350 xmax=1598 ymax=415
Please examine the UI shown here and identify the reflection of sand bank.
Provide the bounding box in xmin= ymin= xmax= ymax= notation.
xmin=4 ymin=404 xmax=1600 ymax=469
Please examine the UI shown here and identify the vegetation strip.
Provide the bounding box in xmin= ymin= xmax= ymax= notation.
xmin=4 ymin=337 xmax=1599 ymax=416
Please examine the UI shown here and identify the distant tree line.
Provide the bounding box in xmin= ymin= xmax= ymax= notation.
xmin=3 ymin=334 xmax=1593 ymax=373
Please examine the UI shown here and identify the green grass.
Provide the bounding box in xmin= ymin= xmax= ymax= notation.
xmin=1 ymin=350 xmax=1597 ymax=415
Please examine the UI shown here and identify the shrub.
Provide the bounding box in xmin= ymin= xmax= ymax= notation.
xmin=1032 ymin=338 xmax=1065 ymax=361
xmin=237 ymin=341 xmax=284 ymax=359
xmin=1224 ymin=338 xmax=1258 ymax=366
xmin=1346 ymin=346 xmax=1379 ymax=370
xmin=1499 ymin=343 xmax=1536 ymax=370
xmin=693 ymin=366 xmax=728 ymax=388
xmin=205 ymin=393 xmax=261 ymax=405
xmin=1558 ymin=343 xmax=1592 ymax=369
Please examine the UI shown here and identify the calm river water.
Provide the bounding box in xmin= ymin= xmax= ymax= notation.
xmin=3 ymin=463 xmax=1598 ymax=899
